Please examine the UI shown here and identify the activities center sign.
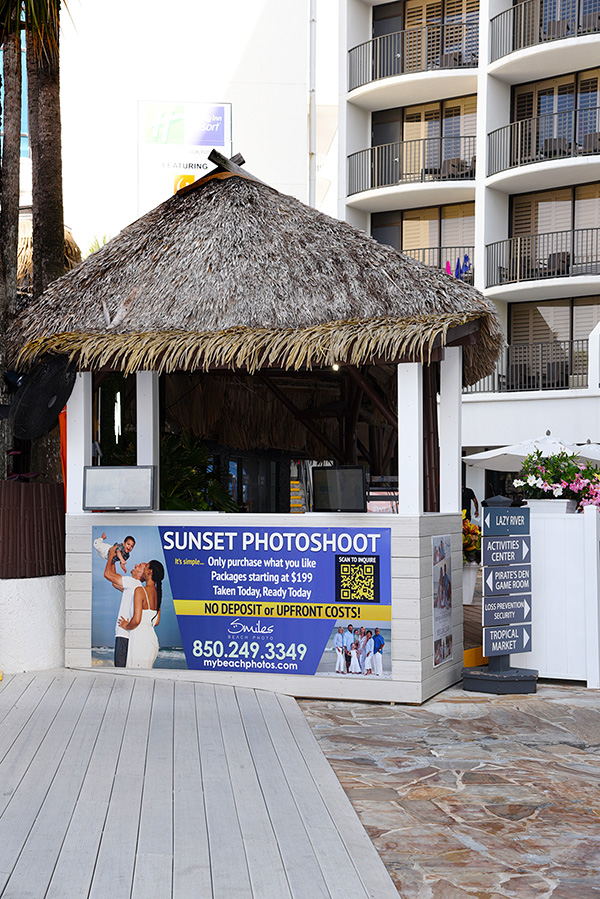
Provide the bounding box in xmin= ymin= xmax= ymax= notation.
xmin=92 ymin=526 xmax=392 ymax=678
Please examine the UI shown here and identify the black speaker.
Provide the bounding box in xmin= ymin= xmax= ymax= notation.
xmin=10 ymin=356 xmax=76 ymax=440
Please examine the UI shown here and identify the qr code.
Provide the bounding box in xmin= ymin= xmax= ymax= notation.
xmin=335 ymin=556 xmax=380 ymax=603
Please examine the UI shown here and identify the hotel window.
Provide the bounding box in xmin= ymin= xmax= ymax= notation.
xmin=372 ymin=203 xmax=474 ymax=267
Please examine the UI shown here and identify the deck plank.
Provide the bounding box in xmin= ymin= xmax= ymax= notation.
xmin=257 ymin=689 xmax=371 ymax=899
xmin=216 ymin=685 xmax=292 ymax=899
xmin=195 ymin=683 xmax=253 ymax=898
xmin=0 ymin=672 xmax=400 ymax=899
xmin=0 ymin=674 xmax=58 ymax=764
xmin=0 ymin=675 xmax=94 ymax=892
xmin=131 ymin=679 xmax=175 ymax=899
xmin=276 ymin=693 xmax=399 ymax=899
xmin=0 ymin=674 xmax=34 ymax=727
xmin=172 ymin=681 xmax=212 ymax=899
xmin=46 ymin=676 xmax=136 ymax=899
xmin=1 ymin=676 xmax=114 ymax=897
xmin=88 ymin=677 xmax=155 ymax=899
xmin=235 ymin=687 xmax=332 ymax=899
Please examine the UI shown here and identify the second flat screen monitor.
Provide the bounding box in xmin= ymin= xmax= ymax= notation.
xmin=312 ymin=467 xmax=366 ymax=512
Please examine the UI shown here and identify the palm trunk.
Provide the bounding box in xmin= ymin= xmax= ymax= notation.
xmin=25 ymin=16 xmax=65 ymax=482
xmin=26 ymin=19 xmax=64 ymax=299
xmin=1 ymin=29 xmax=21 ymax=321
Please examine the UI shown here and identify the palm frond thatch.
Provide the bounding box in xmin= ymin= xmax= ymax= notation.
xmin=17 ymin=217 xmax=81 ymax=291
xmin=9 ymin=172 xmax=503 ymax=385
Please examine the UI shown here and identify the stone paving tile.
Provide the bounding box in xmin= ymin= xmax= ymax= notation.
xmin=300 ymin=683 xmax=600 ymax=898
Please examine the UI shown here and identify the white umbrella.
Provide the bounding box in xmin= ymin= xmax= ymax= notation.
xmin=463 ymin=433 xmax=600 ymax=472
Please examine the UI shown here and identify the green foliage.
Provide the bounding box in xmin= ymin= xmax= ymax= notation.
xmin=513 ymin=449 xmax=600 ymax=507
xmin=0 ymin=1 xmax=62 ymax=62
xmin=86 ymin=235 xmax=111 ymax=258
xmin=160 ymin=430 xmax=237 ymax=512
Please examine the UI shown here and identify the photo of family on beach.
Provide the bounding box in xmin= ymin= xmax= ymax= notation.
xmin=91 ymin=527 xmax=185 ymax=669
xmin=318 ymin=622 xmax=391 ymax=677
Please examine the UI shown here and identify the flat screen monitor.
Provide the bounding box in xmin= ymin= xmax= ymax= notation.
xmin=312 ymin=466 xmax=367 ymax=513
xmin=83 ymin=466 xmax=156 ymax=511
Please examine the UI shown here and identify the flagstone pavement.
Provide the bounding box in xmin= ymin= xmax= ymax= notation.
xmin=300 ymin=683 xmax=600 ymax=899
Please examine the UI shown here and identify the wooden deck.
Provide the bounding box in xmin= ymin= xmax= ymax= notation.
xmin=0 ymin=670 xmax=397 ymax=899
xmin=463 ymin=568 xmax=483 ymax=651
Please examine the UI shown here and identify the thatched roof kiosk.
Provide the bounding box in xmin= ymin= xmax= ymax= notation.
xmin=9 ymin=151 xmax=502 ymax=511
xmin=14 ymin=152 xmax=508 ymax=700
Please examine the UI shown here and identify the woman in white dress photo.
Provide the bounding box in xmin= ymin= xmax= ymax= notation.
xmin=118 ymin=560 xmax=165 ymax=669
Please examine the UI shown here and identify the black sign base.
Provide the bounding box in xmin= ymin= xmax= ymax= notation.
xmin=462 ymin=654 xmax=538 ymax=694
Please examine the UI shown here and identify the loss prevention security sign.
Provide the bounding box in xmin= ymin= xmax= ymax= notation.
xmin=168 ymin=527 xmax=391 ymax=677
xmin=91 ymin=526 xmax=391 ymax=677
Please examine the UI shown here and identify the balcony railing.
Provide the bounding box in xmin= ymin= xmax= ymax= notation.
xmin=486 ymin=228 xmax=600 ymax=287
xmin=348 ymin=23 xmax=479 ymax=91
xmin=464 ymin=339 xmax=589 ymax=393
xmin=489 ymin=107 xmax=600 ymax=174
xmin=403 ymin=245 xmax=474 ymax=281
xmin=348 ymin=136 xmax=476 ymax=194
xmin=490 ymin=0 xmax=600 ymax=62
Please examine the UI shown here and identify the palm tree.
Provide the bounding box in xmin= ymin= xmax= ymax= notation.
xmin=0 ymin=1 xmax=64 ymax=297
xmin=0 ymin=0 xmax=65 ymax=479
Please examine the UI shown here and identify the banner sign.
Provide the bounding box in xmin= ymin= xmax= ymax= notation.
xmin=92 ymin=525 xmax=392 ymax=678
xmin=432 ymin=534 xmax=453 ymax=667
xmin=137 ymin=101 xmax=233 ymax=214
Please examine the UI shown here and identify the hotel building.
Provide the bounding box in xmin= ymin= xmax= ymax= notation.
xmin=340 ymin=0 xmax=600 ymax=498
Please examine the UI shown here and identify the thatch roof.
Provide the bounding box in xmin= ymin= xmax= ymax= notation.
xmin=9 ymin=153 xmax=503 ymax=385
xmin=17 ymin=215 xmax=81 ymax=292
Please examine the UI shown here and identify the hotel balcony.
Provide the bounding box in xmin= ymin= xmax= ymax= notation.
xmin=489 ymin=107 xmax=600 ymax=169
xmin=347 ymin=136 xmax=476 ymax=211
xmin=348 ymin=24 xmax=478 ymax=110
xmin=486 ymin=229 xmax=600 ymax=299
xmin=489 ymin=0 xmax=600 ymax=82
xmin=463 ymin=339 xmax=588 ymax=393
xmin=404 ymin=245 xmax=474 ymax=281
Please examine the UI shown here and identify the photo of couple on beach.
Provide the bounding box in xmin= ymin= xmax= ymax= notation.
xmin=91 ymin=527 xmax=185 ymax=669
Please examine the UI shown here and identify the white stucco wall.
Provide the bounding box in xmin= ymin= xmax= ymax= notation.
xmin=0 ymin=576 xmax=65 ymax=672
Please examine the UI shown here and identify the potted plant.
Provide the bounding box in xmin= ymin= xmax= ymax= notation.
xmin=462 ymin=512 xmax=481 ymax=605
xmin=512 ymin=449 xmax=600 ymax=512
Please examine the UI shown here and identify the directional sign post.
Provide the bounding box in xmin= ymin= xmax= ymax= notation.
xmin=462 ymin=500 xmax=538 ymax=695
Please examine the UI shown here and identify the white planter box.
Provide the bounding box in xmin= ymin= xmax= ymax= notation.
xmin=510 ymin=505 xmax=600 ymax=687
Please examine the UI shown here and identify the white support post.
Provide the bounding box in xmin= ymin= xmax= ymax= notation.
xmin=397 ymin=363 xmax=423 ymax=515
xmin=136 ymin=371 xmax=160 ymax=508
xmin=66 ymin=372 xmax=92 ymax=515
xmin=588 ymin=321 xmax=600 ymax=390
xmin=583 ymin=504 xmax=600 ymax=689
xmin=439 ymin=347 xmax=462 ymax=513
